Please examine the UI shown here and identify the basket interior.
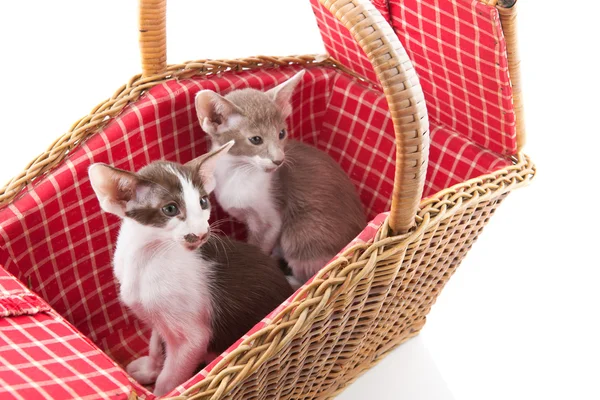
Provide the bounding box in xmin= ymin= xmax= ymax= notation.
xmin=0 ymin=65 xmax=512 ymax=396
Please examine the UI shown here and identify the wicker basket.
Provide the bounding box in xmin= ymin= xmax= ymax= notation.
xmin=0 ymin=0 xmax=535 ymax=398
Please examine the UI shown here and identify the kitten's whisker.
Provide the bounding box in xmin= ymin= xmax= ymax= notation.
xmin=283 ymin=154 xmax=297 ymax=167
xmin=211 ymin=228 xmax=230 ymax=245
xmin=210 ymin=218 xmax=230 ymax=229
xmin=212 ymin=230 xmax=230 ymax=243
xmin=239 ymin=165 xmax=254 ymax=175
xmin=209 ymin=232 xmax=230 ymax=265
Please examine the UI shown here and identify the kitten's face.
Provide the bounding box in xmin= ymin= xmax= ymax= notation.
xmin=211 ymin=89 xmax=288 ymax=172
xmin=88 ymin=142 xmax=233 ymax=251
xmin=123 ymin=162 xmax=213 ymax=250
xmin=195 ymin=70 xmax=305 ymax=173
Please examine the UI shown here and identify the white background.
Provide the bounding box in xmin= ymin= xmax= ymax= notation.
xmin=1 ymin=1 xmax=599 ymax=399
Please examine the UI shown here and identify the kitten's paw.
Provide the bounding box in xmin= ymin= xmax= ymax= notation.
xmin=126 ymin=356 xmax=161 ymax=385
xmin=153 ymin=383 xmax=169 ymax=397
xmin=271 ymin=246 xmax=283 ymax=259
xmin=286 ymin=275 xmax=303 ymax=291
xmin=153 ymin=379 xmax=178 ymax=397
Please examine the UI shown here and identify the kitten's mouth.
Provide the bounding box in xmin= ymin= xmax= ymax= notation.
xmin=184 ymin=240 xmax=206 ymax=251
xmin=264 ymin=166 xmax=279 ymax=173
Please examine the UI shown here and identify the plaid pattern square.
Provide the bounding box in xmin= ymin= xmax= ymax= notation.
xmin=0 ymin=59 xmax=512 ymax=396
xmin=311 ymin=0 xmax=517 ymax=155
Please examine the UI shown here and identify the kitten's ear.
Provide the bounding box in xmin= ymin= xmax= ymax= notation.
xmin=186 ymin=140 xmax=235 ymax=193
xmin=267 ymin=70 xmax=305 ymax=118
xmin=195 ymin=90 xmax=243 ymax=136
xmin=88 ymin=163 xmax=149 ymax=217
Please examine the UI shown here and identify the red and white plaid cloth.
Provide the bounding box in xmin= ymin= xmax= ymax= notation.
xmin=0 ymin=1 xmax=516 ymax=397
xmin=312 ymin=0 xmax=518 ymax=155
xmin=0 ymin=267 xmax=141 ymax=399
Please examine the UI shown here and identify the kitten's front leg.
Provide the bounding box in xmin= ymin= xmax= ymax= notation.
xmin=247 ymin=214 xmax=281 ymax=255
xmin=261 ymin=222 xmax=281 ymax=255
xmin=247 ymin=228 xmax=264 ymax=249
xmin=126 ymin=329 xmax=164 ymax=385
xmin=153 ymin=338 xmax=208 ymax=396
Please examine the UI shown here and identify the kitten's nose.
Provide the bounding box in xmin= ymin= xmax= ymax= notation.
xmin=184 ymin=233 xmax=207 ymax=244
xmin=272 ymin=159 xmax=284 ymax=166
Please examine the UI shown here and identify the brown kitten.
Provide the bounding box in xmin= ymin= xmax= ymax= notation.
xmin=195 ymin=71 xmax=367 ymax=287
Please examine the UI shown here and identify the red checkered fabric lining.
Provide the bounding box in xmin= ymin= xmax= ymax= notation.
xmin=0 ymin=266 xmax=142 ymax=399
xmin=0 ymin=65 xmax=511 ymax=397
xmin=311 ymin=0 xmax=517 ymax=155
xmin=317 ymin=72 xmax=511 ymax=216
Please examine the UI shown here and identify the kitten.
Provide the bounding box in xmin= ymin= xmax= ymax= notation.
xmin=88 ymin=142 xmax=293 ymax=396
xmin=195 ymin=71 xmax=367 ymax=288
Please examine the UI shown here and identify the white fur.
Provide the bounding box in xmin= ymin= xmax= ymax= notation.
xmin=250 ymin=154 xmax=279 ymax=171
xmin=285 ymin=276 xmax=303 ymax=291
xmin=114 ymin=220 xmax=213 ymax=395
xmin=175 ymin=170 xmax=210 ymax=238
xmin=213 ymin=152 xmax=281 ymax=254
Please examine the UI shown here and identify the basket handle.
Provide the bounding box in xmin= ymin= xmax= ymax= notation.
xmin=138 ymin=0 xmax=429 ymax=234
xmin=139 ymin=0 xmax=167 ymax=76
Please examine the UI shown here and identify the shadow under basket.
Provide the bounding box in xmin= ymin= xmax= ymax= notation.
xmin=0 ymin=0 xmax=535 ymax=399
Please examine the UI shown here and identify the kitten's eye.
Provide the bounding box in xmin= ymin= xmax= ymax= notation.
xmin=200 ymin=196 xmax=210 ymax=210
xmin=161 ymin=203 xmax=179 ymax=217
xmin=249 ymin=136 xmax=263 ymax=145
xmin=279 ymin=129 xmax=287 ymax=140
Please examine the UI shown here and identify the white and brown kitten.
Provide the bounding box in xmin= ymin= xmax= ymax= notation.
xmin=88 ymin=142 xmax=293 ymax=396
xmin=195 ymin=71 xmax=367 ymax=288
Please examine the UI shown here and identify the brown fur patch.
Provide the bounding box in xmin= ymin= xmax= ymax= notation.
xmin=200 ymin=236 xmax=293 ymax=354
xmin=275 ymin=140 xmax=367 ymax=261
